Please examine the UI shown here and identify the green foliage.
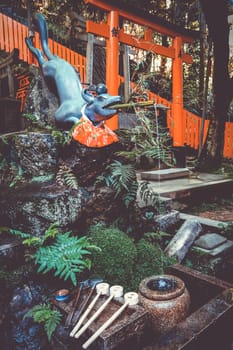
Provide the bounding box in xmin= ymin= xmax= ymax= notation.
xmin=96 ymin=160 xmax=138 ymax=208
xmin=51 ymin=129 xmax=68 ymax=145
xmin=131 ymin=239 xmax=176 ymax=290
xmin=117 ymin=113 xmax=174 ymax=169
xmin=24 ymin=303 xmax=62 ymax=341
xmin=144 ymin=230 xmax=171 ymax=244
xmin=56 ymin=164 xmax=79 ymax=190
xmin=1 ymin=222 xmax=60 ymax=248
xmin=35 ymin=232 xmax=96 ymax=286
xmin=88 ymin=223 xmax=137 ymax=289
xmin=2 ymin=224 xmax=98 ymax=286
xmin=138 ymin=181 xmax=166 ymax=214
xmin=23 ymin=113 xmax=38 ymax=124
xmin=22 ymin=114 xmax=70 ymax=145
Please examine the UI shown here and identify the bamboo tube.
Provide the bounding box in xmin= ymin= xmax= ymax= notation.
xmin=111 ymin=100 xmax=169 ymax=110
xmin=111 ymin=100 xmax=155 ymax=110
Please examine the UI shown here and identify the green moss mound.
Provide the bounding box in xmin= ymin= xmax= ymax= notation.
xmin=132 ymin=238 xmax=175 ymax=290
xmin=88 ymin=224 xmax=137 ymax=289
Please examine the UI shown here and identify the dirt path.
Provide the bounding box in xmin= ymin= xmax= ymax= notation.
xmin=185 ymin=196 xmax=233 ymax=222
xmin=198 ymin=208 xmax=233 ymax=222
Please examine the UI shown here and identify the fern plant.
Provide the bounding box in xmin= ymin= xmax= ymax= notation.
xmin=96 ymin=160 xmax=138 ymax=208
xmin=1 ymin=222 xmax=60 ymax=249
xmin=138 ymin=181 xmax=165 ymax=214
xmin=35 ymin=232 xmax=95 ymax=286
xmin=56 ymin=164 xmax=79 ymax=190
xmin=24 ymin=303 xmax=62 ymax=341
xmin=1 ymin=224 xmax=99 ymax=286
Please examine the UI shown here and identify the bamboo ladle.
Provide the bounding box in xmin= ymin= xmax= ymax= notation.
xmin=70 ymin=282 xmax=109 ymax=337
xmin=74 ymin=285 xmax=124 ymax=339
xmin=82 ymin=292 xmax=139 ymax=349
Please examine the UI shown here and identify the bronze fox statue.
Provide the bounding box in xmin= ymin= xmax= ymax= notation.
xmin=25 ymin=13 xmax=121 ymax=129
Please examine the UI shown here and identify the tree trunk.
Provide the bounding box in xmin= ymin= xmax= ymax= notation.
xmin=197 ymin=0 xmax=233 ymax=171
xmin=198 ymin=0 xmax=206 ymax=108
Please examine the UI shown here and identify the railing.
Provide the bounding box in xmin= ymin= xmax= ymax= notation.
xmin=141 ymin=89 xmax=233 ymax=158
xmin=0 ymin=12 xmax=232 ymax=158
xmin=0 ymin=12 xmax=86 ymax=82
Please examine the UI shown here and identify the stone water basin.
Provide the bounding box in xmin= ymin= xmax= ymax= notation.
xmin=142 ymin=264 xmax=233 ymax=350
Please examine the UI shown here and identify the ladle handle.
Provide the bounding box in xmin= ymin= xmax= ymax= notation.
xmin=70 ymin=292 xmax=101 ymax=337
xmin=74 ymin=295 xmax=114 ymax=339
xmin=82 ymin=291 xmax=138 ymax=348
xmin=82 ymin=302 xmax=128 ymax=349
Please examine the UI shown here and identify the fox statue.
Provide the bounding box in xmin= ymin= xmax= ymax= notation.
xmin=25 ymin=13 xmax=121 ymax=130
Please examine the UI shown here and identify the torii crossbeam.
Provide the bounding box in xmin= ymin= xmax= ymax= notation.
xmin=85 ymin=0 xmax=199 ymax=148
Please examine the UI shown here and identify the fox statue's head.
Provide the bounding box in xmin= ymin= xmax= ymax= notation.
xmin=81 ymin=84 xmax=121 ymax=124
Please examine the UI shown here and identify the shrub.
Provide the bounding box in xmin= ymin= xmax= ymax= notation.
xmin=131 ymin=238 xmax=176 ymax=290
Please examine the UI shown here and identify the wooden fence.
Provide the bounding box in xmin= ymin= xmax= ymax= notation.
xmin=0 ymin=12 xmax=232 ymax=158
xmin=145 ymin=90 xmax=233 ymax=158
xmin=0 ymin=12 xmax=86 ymax=82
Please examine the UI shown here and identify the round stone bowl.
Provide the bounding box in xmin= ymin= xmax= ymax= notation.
xmin=138 ymin=274 xmax=190 ymax=334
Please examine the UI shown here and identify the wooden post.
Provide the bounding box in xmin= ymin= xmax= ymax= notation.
xmin=106 ymin=10 xmax=119 ymax=130
xmin=172 ymin=36 xmax=184 ymax=146
xmin=86 ymin=33 xmax=94 ymax=85
xmin=123 ymin=45 xmax=130 ymax=103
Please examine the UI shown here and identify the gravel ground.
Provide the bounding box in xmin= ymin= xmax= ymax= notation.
xmin=186 ymin=197 xmax=233 ymax=222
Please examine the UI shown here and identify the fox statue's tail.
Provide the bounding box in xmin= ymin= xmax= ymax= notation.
xmin=33 ymin=13 xmax=54 ymax=60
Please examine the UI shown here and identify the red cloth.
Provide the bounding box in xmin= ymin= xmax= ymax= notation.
xmin=72 ymin=116 xmax=119 ymax=148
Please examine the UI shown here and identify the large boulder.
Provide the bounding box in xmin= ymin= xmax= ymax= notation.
xmin=23 ymin=68 xmax=58 ymax=128
xmin=0 ymin=182 xmax=84 ymax=236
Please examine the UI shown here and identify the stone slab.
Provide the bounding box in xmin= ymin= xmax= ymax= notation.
xmin=179 ymin=213 xmax=228 ymax=229
xmin=194 ymin=233 xmax=227 ymax=250
xmin=193 ymin=240 xmax=233 ymax=257
xmin=141 ymin=168 xmax=190 ymax=181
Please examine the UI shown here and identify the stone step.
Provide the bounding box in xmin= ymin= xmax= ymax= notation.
xmin=193 ymin=240 xmax=233 ymax=257
xmin=140 ymin=167 xmax=190 ymax=181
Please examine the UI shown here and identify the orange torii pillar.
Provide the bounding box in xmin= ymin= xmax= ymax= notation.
xmin=172 ymin=36 xmax=184 ymax=147
xmin=106 ymin=11 xmax=119 ymax=130
xmin=172 ymin=36 xmax=186 ymax=166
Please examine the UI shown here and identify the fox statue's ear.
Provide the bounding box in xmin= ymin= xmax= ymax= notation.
xmin=81 ymin=88 xmax=95 ymax=103
xmin=96 ymin=83 xmax=107 ymax=95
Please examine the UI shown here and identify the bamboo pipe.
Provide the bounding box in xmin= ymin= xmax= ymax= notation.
xmin=74 ymin=285 xmax=124 ymax=339
xmin=82 ymin=292 xmax=139 ymax=349
xmin=70 ymin=282 xmax=109 ymax=337
xmin=110 ymin=100 xmax=169 ymax=110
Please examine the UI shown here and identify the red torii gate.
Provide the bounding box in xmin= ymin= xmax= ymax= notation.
xmin=85 ymin=0 xmax=198 ymax=148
